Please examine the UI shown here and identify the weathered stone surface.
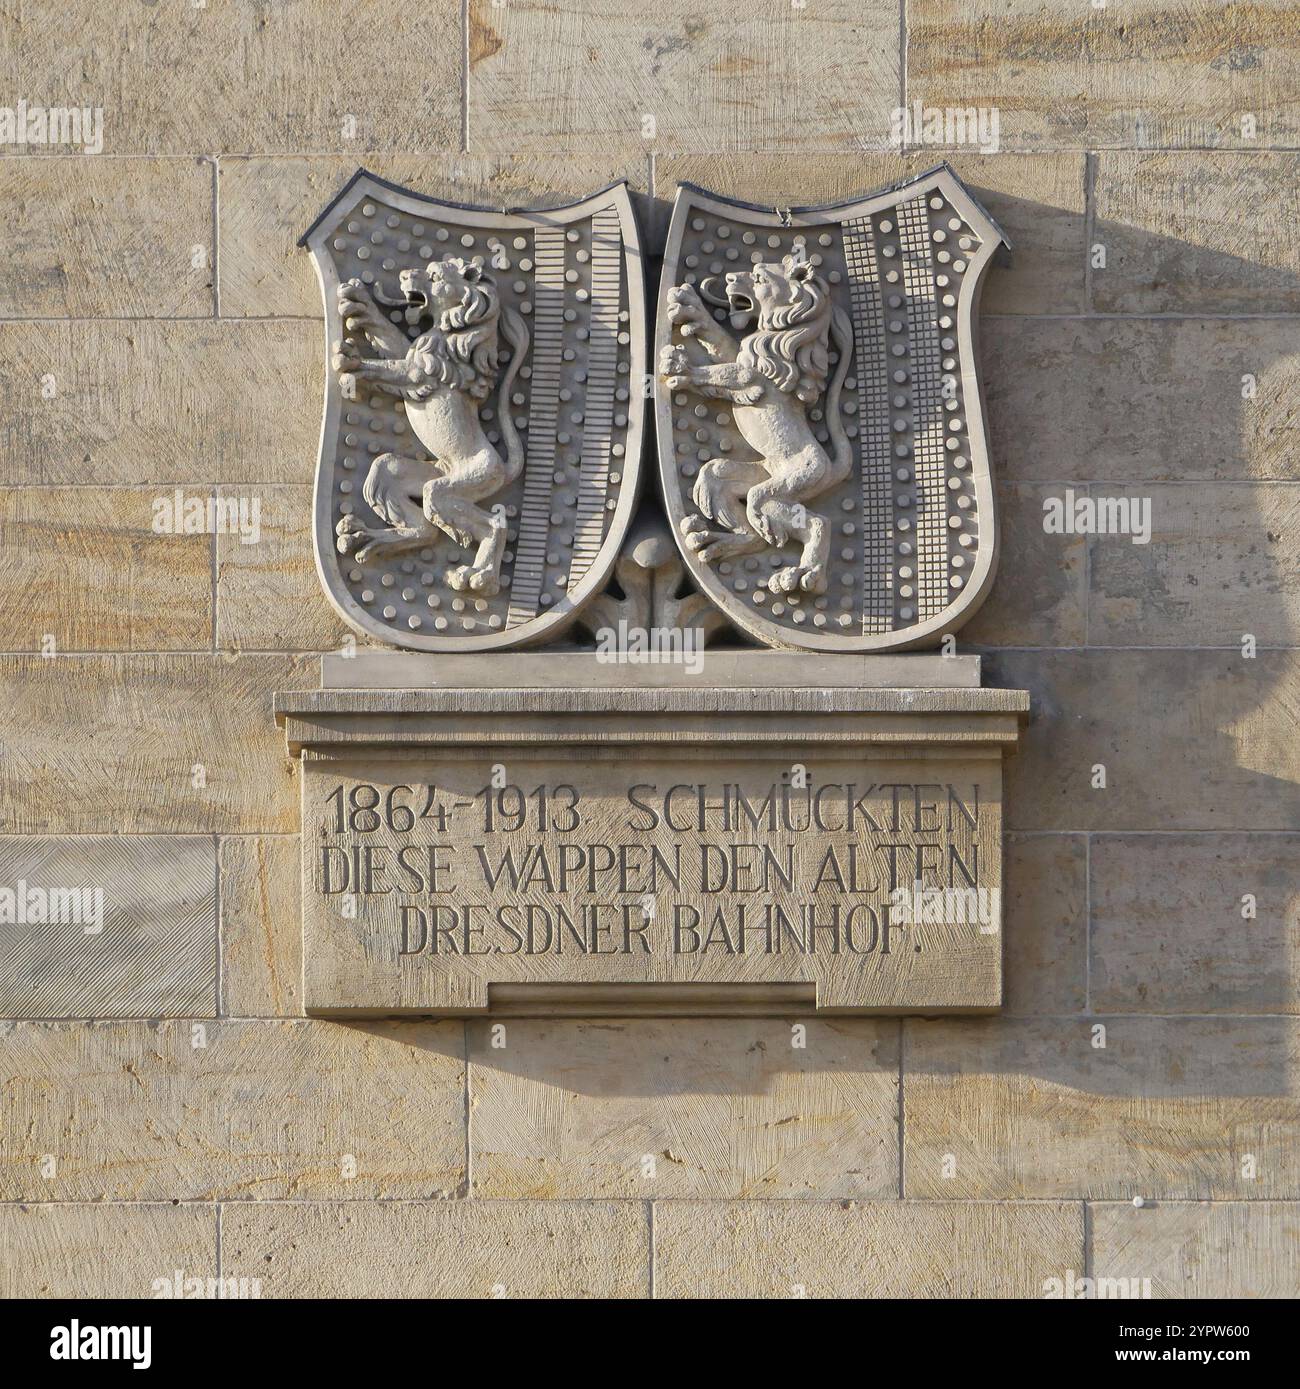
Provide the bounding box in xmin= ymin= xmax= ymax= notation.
xmin=0 ymin=1019 xmax=464 ymax=1200
xmin=1003 ymin=834 xmax=1087 ymax=1016
xmin=904 ymin=1016 xmax=1300 ymax=1199
xmin=0 ymin=3 xmax=460 ymax=155
xmin=909 ymin=1 xmax=1299 ymax=150
xmin=1091 ymin=1201 xmax=1300 ymax=1299
xmin=468 ymin=1 xmax=899 ymax=157
xmin=1095 ymin=153 xmax=1300 ymax=312
xmin=1088 ymin=485 xmax=1300 ymax=646
xmin=983 ymin=317 xmax=1300 ymax=484
xmin=220 ymin=154 xmax=648 ymax=319
xmin=0 ymin=489 xmax=211 ymax=651
xmin=0 ymin=159 xmax=211 ymax=317
xmin=223 ymin=1199 xmax=647 ymax=1298
xmin=469 ymin=1019 xmax=898 ymax=1199
xmin=0 ymin=655 xmax=315 ymax=835
xmin=0 ymin=320 xmax=319 ymax=487
xmin=0 ymin=1203 xmax=215 ymax=1298
xmin=219 ymin=836 xmax=303 ymax=1018
xmin=984 ymin=650 xmax=1300 ymax=832
xmin=961 ymin=484 xmax=1087 ymax=647
xmin=1091 ymin=834 xmax=1300 ymax=1014
xmin=654 ymin=1200 xmax=1082 ymax=1298
xmin=216 ymin=487 xmax=351 ymax=653
xmin=656 ymin=153 xmax=1086 ymax=314
xmin=0 ymin=835 xmax=215 ymax=1019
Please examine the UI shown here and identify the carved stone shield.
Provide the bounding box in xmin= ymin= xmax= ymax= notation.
xmin=655 ymin=166 xmax=1008 ymax=651
xmin=301 ymin=171 xmax=645 ymax=651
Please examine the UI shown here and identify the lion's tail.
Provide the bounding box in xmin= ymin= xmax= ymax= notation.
xmin=497 ymin=307 xmax=530 ymax=485
xmin=825 ymin=304 xmax=855 ymax=481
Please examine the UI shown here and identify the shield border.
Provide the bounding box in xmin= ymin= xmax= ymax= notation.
xmin=654 ymin=164 xmax=1009 ymax=653
xmin=300 ymin=170 xmax=647 ymax=653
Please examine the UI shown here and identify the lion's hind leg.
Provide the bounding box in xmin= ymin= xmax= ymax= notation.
xmin=423 ymin=480 xmax=506 ymax=596
xmin=749 ymin=490 xmax=832 ymax=595
xmin=682 ymin=458 xmax=771 ymax=564
xmin=692 ymin=457 xmax=766 ymax=532
xmin=337 ymin=451 xmax=438 ymax=559
xmin=682 ymin=514 xmax=767 ymax=565
xmin=362 ymin=453 xmax=434 ymax=530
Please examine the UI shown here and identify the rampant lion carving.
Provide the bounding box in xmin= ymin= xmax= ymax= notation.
xmin=659 ymin=253 xmax=853 ymax=595
xmin=332 ymin=255 xmax=529 ymax=596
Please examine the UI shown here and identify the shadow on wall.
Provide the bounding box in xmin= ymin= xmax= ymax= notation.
xmin=343 ymin=1010 xmax=1300 ymax=1102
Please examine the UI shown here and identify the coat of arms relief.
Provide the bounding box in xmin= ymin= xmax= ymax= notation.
xmin=302 ymin=173 xmax=646 ymax=652
xmin=302 ymin=166 xmax=1005 ymax=653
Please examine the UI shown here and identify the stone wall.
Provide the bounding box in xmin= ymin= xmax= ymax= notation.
xmin=1 ymin=1 xmax=1298 ymax=1298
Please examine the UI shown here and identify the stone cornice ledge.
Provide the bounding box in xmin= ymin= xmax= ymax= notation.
xmin=275 ymin=684 xmax=1031 ymax=756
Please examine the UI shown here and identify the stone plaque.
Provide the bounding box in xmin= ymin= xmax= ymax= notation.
xmin=279 ymin=662 xmax=1027 ymax=1016
xmin=300 ymin=171 xmax=647 ymax=651
xmin=280 ymin=169 xmax=1028 ymax=1018
xmin=656 ymin=166 xmax=1006 ymax=652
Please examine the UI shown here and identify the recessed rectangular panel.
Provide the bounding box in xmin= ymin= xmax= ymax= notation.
xmin=301 ymin=745 xmax=1004 ymax=1015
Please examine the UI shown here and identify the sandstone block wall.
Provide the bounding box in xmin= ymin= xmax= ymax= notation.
xmin=0 ymin=0 xmax=1297 ymax=1298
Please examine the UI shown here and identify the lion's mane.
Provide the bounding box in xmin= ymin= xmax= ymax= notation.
xmin=408 ymin=268 xmax=502 ymax=401
xmin=739 ymin=269 xmax=832 ymax=405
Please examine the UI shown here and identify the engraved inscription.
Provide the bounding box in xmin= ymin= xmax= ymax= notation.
xmin=300 ymin=750 xmax=1005 ymax=1014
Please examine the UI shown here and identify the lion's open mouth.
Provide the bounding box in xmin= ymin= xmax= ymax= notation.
xmin=724 ymin=285 xmax=755 ymax=332
xmin=398 ymin=283 xmax=432 ymax=326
